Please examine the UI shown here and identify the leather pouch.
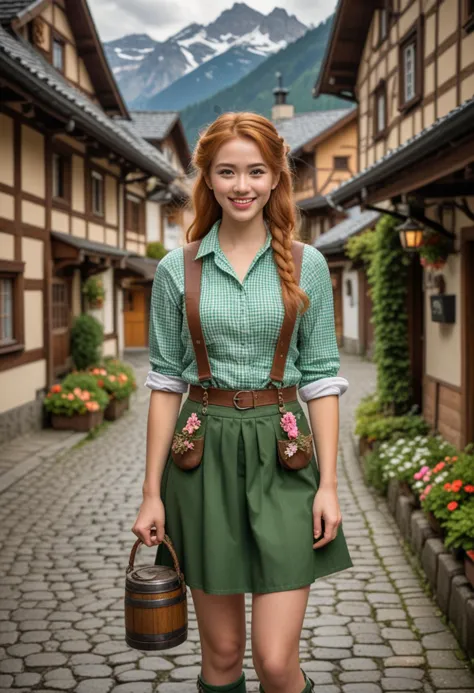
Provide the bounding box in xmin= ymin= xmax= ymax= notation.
xmin=277 ymin=432 xmax=313 ymax=471
xmin=171 ymin=435 xmax=205 ymax=471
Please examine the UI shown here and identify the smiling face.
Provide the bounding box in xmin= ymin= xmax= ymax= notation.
xmin=207 ymin=136 xmax=279 ymax=223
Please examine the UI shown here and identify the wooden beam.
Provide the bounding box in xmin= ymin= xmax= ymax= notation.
xmin=366 ymin=138 xmax=474 ymax=205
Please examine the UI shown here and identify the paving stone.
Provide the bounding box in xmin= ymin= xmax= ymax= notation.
xmin=110 ymin=685 xmax=152 ymax=693
xmin=311 ymin=636 xmax=354 ymax=648
xmin=340 ymin=671 xmax=382 ymax=683
xmin=116 ymin=670 xmax=156 ymax=682
xmin=390 ymin=641 xmax=423 ymax=656
xmin=384 ymin=669 xmax=424 ymax=679
xmin=380 ymin=677 xmax=422 ymax=690
xmin=429 ymin=669 xmax=474 ymax=688
xmin=72 ymin=665 xmax=113 ymax=678
xmin=75 ymin=680 xmax=114 ymax=693
xmin=421 ymin=631 xmax=459 ymax=650
xmin=0 ymin=658 xmax=22 ymax=673
xmin=340 ymin=659 xmax=378 ymax=671
xmin=353 ymin=645 xmax=394 ymax=658
xmin=341 ymin=685 xmax=381 ymax=693
xmin=383 ymin=657 xmax=425 ymax=668
xmin=25 ymin=652 xmax=67 ymax=667
xmin=312 ymin=648 xmax=352 ymax=660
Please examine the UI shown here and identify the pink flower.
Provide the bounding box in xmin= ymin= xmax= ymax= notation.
xmin=424 ymin=485 xmax=433 ymax=495
xmin=285 ymin=442 xmax=298 ymax=458
xmin=184 ymin=440 xmax=194 ymax=450
xmin=280 ymin=412 xmax=298 ymax=435
xmin=287 ymin=426 xmax=298 ymax=440
xmin=414 ymin=465 xmax=430 ymax=480
xmin=183 ymin=412 xmax=201 ymax=435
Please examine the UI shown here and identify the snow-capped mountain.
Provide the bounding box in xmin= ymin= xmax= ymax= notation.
xmin=104 ymin=3 xmax=307 ymax=108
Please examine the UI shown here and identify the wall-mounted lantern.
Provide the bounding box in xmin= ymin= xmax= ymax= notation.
xmin=396 ymin=217 xmax=424 ymax=252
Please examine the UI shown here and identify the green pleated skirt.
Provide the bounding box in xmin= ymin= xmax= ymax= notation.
xmin=155 ymin=395 xmax=353 ymax=594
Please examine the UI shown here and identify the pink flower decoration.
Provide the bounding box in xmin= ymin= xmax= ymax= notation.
xmin=286 ymin=442 xmax=298 ymax=458
xmin=424 ymin=484 xmax=433 ymax=495
xmin=183 ymin=412 xmax=201 ymax=435
xmin=287 ymin=426 xmax=298 ymax=440
xmin=184 ymin=440 xmax=195 ymax=450
xmin=422 ymin=473 xmax=431 ymax=482
xmin=280 ymin=412 xmax=298 ymax=434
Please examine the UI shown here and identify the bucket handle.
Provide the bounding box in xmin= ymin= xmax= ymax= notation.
xmin=127 ymin=530 xmax=185 ymax=587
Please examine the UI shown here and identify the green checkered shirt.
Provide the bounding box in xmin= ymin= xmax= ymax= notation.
xmin=147 ymin=219 xmax=345 ymax=397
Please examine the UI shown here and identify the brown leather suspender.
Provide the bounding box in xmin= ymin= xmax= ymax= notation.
xmin=183 ymin=238 xmax=305 ymax=386
xmin=269 ymin=241 xmax=304 ymax=383
xmin=183 ymin=240 xmax=212 ymax=383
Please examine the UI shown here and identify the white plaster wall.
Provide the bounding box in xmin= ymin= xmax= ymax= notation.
xmin=343 ymin=267 xmax=359 ymax=341
xmin=117 ymin=288 xmax=124 ymax=357
xmin=0 ymin=360 xmax=46 ymax=414
xmin=146 ymin=201 xmax=159 ymax=243
xmin=102 ymin=268 xmax=114 ymax=334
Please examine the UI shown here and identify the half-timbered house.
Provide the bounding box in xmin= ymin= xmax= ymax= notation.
xmin=315 ymin=0 xmax=474 ymax=447
xmin=0 ymin=0 xmax=178 ymax=441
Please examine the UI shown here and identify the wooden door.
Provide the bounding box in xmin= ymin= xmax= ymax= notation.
xmin=124 ymin=287 xmax=147 ymax=347
xmin=52 ymin=277 xmax=72 ymax=376
xmin=330 ymin=269 xmax=343 ymax=348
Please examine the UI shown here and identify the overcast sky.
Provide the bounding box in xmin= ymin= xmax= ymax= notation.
xmin=88 ymin=0 xmax=337 ymax=42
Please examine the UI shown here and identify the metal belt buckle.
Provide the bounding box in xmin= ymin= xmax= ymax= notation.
xmin=233 ymin=390 xmax=254 ymax=410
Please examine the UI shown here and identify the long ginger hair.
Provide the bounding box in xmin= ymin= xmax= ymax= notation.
xmin=186 ymin=112 xmax=310 ymax=317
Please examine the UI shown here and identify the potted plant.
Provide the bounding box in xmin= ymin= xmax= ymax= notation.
xmin=82 ymin=276 xmax=106 ymax=309
xmin=104 ymin=357 xmax=137 ymax=410
xmin=418 ymin=231 xmax=452 ymax=271
xmin=44 ymin=373 xmax=109 ymax=432
xmin=444 ymin=502 xmax=474 ymax=587
xmin=71 ymin=314 xmax=104 ymax=370
xmin=89 ymin=365 xmax=134 ymax=421
xmin=420 ymin=453 xmax=473 ymax=538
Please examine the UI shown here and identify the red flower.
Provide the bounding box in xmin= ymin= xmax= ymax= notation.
xmin=443 ymin=483 xmax=452 ymax=491
xmin=447 ymin=501 xmax=458 ymax=512
xmin=464 ymin=485 xmax=474 ymax=493
xmin=451 ymin=479 xmax=463 ymax=492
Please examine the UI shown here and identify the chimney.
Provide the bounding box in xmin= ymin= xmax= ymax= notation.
xmin=271 ymin=72 xmax=294 ymax=121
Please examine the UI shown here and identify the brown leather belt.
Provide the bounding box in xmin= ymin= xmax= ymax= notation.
xmin=188 ymin=385 xmax=298 ymax=410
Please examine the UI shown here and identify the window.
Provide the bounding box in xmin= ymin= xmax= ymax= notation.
xmin=374 ymin=81 xmax=387 ymax=139
xmin=52 ymin=152 xmax=70 ymax=201
xmin=126 ymin=193 xmax=143 ymax=232
xmin=91 ymin=171 xmax=104 ymax=217
xmin=464 ymin=0 xmax=474 ymax=31
xmin=52 ymin=37 xmax=64 ymax=71
xmin=0 ymin=261 xmax=24 ymax=354
xmin=334 ymin=156 xmax=350 ymax=171
xmin=52 ymin=280 xmax=69 ymax=330
xmin=403 ymin=42 xmax=416 ymax=102
xmin=0 ymin=278 xmax=13 ymax=346
xmin=399 ymin=19 xmax=423 ymax=111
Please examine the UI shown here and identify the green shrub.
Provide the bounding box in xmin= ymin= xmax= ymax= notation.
xmin=363 ymin=444 xmax=389 ymax=495
xmin=43 ymin=372 xmax=109 ymax=417
xmin=355 ymin=410 xmax=429 ymax=442
xmin=146 ymin=241 xmax=168 ymax=260
xmin=420 ymin=452 xmax=474 ymax=526
xmin=444 ymin=501 xmax=474 ymax=552
xmin=88 ymin=365 xmax=133 ymax=401
xmin=82 ymin=276 xmax=105 ymax=308
xmin=70 ymin=314 xmax=103 ymax=370
xmin=103 ymin=357 xmax=137 ymax=390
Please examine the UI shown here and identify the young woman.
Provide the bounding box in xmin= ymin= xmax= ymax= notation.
xmin=132 ymin=112 xmax=353 ymax=693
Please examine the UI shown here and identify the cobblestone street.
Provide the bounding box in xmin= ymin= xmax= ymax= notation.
xmin=0 ymin=352 xmax=473 ymax=692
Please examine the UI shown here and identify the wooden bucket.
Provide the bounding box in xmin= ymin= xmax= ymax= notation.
xmin=125 ymin=532 xmax=188 ymax=651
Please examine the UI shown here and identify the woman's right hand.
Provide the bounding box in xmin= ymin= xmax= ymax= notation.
xmin=131 ymin=496 xmax=166 ymax=547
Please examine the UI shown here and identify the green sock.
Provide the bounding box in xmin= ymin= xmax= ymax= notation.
xmin=198 ymin=671 xmax=246 ymax=692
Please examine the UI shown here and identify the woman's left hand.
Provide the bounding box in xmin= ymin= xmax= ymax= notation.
xmin=312 ymin=487 xmax=342 ymax=549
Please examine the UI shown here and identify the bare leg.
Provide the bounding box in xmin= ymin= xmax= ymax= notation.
xmin=251 ymin=586 xmax=310 ymax=693
xmin=191 ymin=587 xmax=247 ymax=686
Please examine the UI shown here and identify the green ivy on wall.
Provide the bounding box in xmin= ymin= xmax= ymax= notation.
xmin=347 ymin=215 xmax=413 ymax=416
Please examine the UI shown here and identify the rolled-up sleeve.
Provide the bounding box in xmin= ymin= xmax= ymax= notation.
xmin=296 ymin=248 xmax=349 ymax=403
xmin=144 ymin=258 xmax=188 ymax=393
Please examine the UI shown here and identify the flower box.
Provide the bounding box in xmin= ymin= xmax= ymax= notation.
xmin=51 ymin=410 xmax=103 ymax=432
xmin=104 ymin=396 xmax=129 ymax=421
xmin=465 ymin=550 xmax=474 ymax=589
